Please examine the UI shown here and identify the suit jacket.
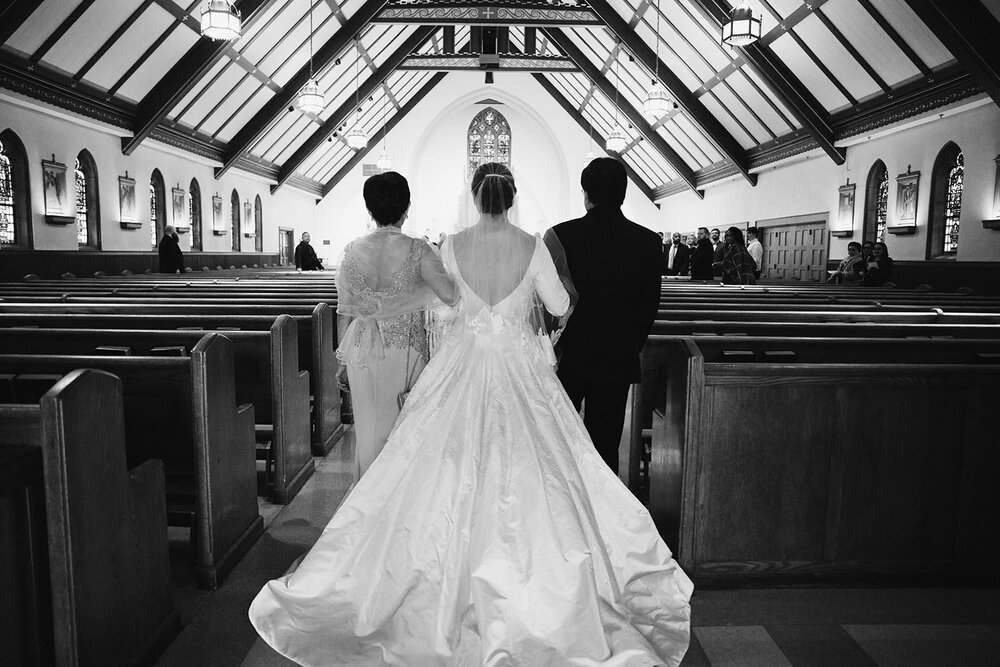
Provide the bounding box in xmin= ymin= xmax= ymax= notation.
xmin=690 ymin=238 xmax=714 ymax=280
xmin=664 ymin=242 xmax=690 ymax=276
xmin=550 ymin=205 xmax=662 ymax=384
xmin=295 ymin=242 xmax=323 ymax=270
xmin=158 ymin=234 xmax=183 ymax=274
xmin=712 ymin=241 xmax=726 ymax=276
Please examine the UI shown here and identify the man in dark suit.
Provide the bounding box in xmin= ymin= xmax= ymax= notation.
xmin=690 ymin=227 xmax=715 ymax=280
xmin=711 ymin=227 xmax=726 ymax=277
xmin=547 ymin=158 xmax=662 ymax=474
xmin=158 ymin=225 xmax=183 ymax=274
xmin=294 ymin=232 xmax=324 ymax=271
xmin=664 ymin=232 xmax=691 ymax=276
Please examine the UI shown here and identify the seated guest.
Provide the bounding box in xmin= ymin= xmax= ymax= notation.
xmin=860 ymin=241 xmax=893 ymax=287
xmin=690 ymin=227 xmax=715 ymax=280
xmin=714 ymin=226 xmax=756 ymax=285
xmin=828 ymin=241 xmax=864 ymax=285
xmin=158 ymin=225 xmax=183 ymax=274
xmin=664 ymin=232 xmax=691 ymax=276
xmin=860 ymin=240 xmax=875 ymax=265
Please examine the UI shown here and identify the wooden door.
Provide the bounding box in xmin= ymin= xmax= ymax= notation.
xmin=279 ymin=228 xmax=294 ymax=266
xmin=760 ymin=222 xmax=827 ymax=282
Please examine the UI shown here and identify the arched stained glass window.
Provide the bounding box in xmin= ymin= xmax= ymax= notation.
xmin=150 ymin=169 xmax=166 ymax=249
xmin=231 ymin=189 xmax=241 ymax=252
xmin=928 ymin=142 xmax=964 ymax=258
xmin=0 ymin=140 xmax=14 ymax=245
xmin=189 ymin=178 xmax=202 ymax=251
xmin=254 ymin=195 xmax=263 ymax=252
xmin=75 ymin=159 xmax=88 ymax=245
xmin=863 ymin=160 xmax=888 ymax=244
xmin=467 ymin=107 xmax=511 ymax=180
xmin=0 ymin=130 xmax=31 ymax=248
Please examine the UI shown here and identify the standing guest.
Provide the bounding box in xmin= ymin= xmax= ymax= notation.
xmin=714 ymin=226 xmax=756 ymax=285
xmin=549 ymin=157 xmax=662 ymax=475
xmin=860 ymin=241 xmax=894 ymax=287
xmin=335 ymin=172 xmax=456 ymax=477
xmin=294 ymin=232 xmax=324 ymax=271
xmin=665 ymin=231 xmax=691 ymax=276
xmin=828 ymin=241 xmax=864 ymax=285
xmin=746 ymin=227 xmax=763 ymax=280
xmin=157 ymin=224 xmax=183 ymax=274
xmin=690 ymin=226 xmax=715 ymax=280
xmin=711 ymin=228 xmax=726 ymax=276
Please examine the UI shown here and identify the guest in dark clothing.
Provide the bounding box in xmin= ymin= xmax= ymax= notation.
xmin=548 ymin=158 xmax=662 ymax=475
xmin=714 ymin=226 xmax=756 ymax=285
xmin=158 ymin=225 xmax=184 ymax=274
xmin=690 ymin=226 xmax=715 ymax=280
xmin=711 ymin=228 xmax=726 ymax=276
xmin=294 ymin=232 xmax=324 ymax=271
xmin=860 ymin=241 xmax=894 ymax=286
xmin=664 ymin=232 xmax=691 ymax=276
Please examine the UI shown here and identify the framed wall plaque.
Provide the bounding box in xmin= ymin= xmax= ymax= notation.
xmin=172 ymin=186 xmax=189 ymax=232
xmin=211 ymin=193 xmax=227 ymax=235
xmin=243 ymin=200 xmax=254 ymax=237
xmin=833 ymin=179 xmax=855 ymax=238
xmin=41 ymin=155 xmax=68 ymax=216
xmin=891 ymin=166 xmax=919 ymax=233
xmin=118 ymin=172 xmax=140 ymax=229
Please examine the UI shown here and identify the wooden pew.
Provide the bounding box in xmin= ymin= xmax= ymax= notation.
xmin=645 ymin=339 xmax=1000 ymax=585
xmin=0 ymin=369 xmax=180 ymax=665
xmin=0 ymin=334 xmax=263 ymax=589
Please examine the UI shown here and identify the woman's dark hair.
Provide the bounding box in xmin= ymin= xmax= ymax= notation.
xmin=363 ymin=171 xmax=410 ymax=226
xmin=581 ymin=157 xmax=627 ymax=207
xmin=847 ymin=241 xmax=862 ymax=252
xmin=873 ymin=241 xmax=889 ymax=257
xmin=471 ymin=162 xmax=516 ymax=215
xmin=725 ymin=226 xmax=745 ymax=247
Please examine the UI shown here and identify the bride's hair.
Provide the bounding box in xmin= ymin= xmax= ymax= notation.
xmin=471 ymin=162 xmax=516 ymax=215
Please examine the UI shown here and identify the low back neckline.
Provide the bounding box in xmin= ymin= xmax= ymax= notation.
xmin=447 ymin=235 xmax=539 ymax=310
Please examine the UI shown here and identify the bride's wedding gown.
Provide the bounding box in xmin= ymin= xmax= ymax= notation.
xmin=249 ymin=235 xmax=693 ymax=666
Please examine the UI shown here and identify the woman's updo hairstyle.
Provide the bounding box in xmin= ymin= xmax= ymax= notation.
xmin=363 ymin=171 xmax=410 ymax=227
xmin=471 ymin=162 xmax=516 ymax=215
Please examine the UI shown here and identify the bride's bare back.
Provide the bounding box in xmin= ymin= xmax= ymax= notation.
xmin=450 ymin=222 xmax=536 ymax=307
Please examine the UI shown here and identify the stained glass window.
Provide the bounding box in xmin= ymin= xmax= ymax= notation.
xmin=943 ymin=152 xmax=963 ymax=254
xmin=254 ymin=195 xmax=263 ymax=252
xmin=467 ymin=107 xmax=511 ymax=179
xmin=875 ymin=176 xmax=888 ymax=243
xmin=189 ymin=178 xmax=202 ymax=251
xmin=231 ymin=189 xmax=240 ymax=251
xmin=0 ymin=140 xmax=13 ymax=245
xmin=150 ymin=181 xmax=158 ymax=247
xmin=75 ymin=158 xmax=88 ymax=245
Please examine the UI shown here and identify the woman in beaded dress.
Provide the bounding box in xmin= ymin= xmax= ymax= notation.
xmin=335 ymin=172 xmax=455 ymax=477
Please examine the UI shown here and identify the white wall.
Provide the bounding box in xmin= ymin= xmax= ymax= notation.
xmin=0 ymin=92 xmax=318 ymax=254
xmin=659 ymin=100 xmax=1000 ymax=262
xmin=314 ymin=72 xmax=663 ymax=263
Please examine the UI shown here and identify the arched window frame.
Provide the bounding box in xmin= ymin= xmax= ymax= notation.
xmin=862 ymin=160 xmax=888 ymax=244
xmin=188 ymin=178 xmax=202 ymax=252
xmin=927 ymin=142 xmax=964 ymax=259
xmin=230 ymin=189 xmax=241 ymax=251
xmin=254 ymin=194 xmax=263 ymax=252
xmin=75 ymin=149 xmax=100 ymax=249
xmin=150 ymin=169 xmax=166 ymax=249
xmin=466 ymin=107 xmax=511 ymax=180
xmin=0 ymin=128 xmax=33 ymax=249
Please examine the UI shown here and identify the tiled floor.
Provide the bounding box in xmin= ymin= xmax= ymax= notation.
xmin=155 ymin=429 xmax=1000 ymax=666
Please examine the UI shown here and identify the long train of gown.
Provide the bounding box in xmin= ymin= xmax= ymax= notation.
xmin=249 ymin=237 xmax=693 ymax=666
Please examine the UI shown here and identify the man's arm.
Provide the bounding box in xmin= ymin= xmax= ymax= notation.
xmin=294 ymin=245 xmax=302 ymax=269
xmin=634 ymin=237 xmax=662 ymax=351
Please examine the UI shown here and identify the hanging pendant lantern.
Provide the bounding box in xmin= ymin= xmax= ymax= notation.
xmin=296 ymin=78 xmax=325 ymax=115
xmin=643 ymin=83 xmax=672 ymax=119
xmin=346 ymin=127 xmax=368 ymax=150
xmin=376 ymin=149 xmax=393 ymax=170
xmin=722 ymin=0 xmax=762 ymax=47
xmin=200 ymin=0 xmax=241 ymax=41
xmin=606 ymin=128 xmax=628 ymax=153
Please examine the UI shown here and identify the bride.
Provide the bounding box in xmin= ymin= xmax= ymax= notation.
xmin=249 ymin=163 xmax=693 ymax=666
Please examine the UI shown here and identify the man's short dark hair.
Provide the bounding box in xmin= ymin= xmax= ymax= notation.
xmin=581 ymin=157 xmax=627 ymax=207
xmin=747 ymin=226 xmax=759 ymax=238
xmin=698 ymin=227 xmax=709 ymax=235
xmin=711 ymin=228 xmax=720 ymax=234
xmin=363 ymin=171 xmax=410 ymax=226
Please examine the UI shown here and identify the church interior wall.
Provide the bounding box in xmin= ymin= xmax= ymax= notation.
xmin=315 ymin=72 xmax=663 ymax=263
xmin=0 ymin=94 xmax=318 ymax=257
xmin=659 ymin=100 xmax=1000 ymax=263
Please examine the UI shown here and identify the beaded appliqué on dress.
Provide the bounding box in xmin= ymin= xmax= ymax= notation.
xmin=342 ymin=241 xmax=428 ymax=359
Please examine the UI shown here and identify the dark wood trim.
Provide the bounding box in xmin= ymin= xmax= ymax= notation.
xmin=690 ymin=0 xmax=846 ymax=166
xmin=107 ymin=2 xmax=192 ymax=98
xmin=122 ymin=0 xmax=282 ymax=156
xmin=371 ymin=0 xmax=602 ymax=26
xmin=215 ymin=0 xmax=390 ymax=180
xmin=273 ymin=26 xmax=436 ymax=193
xmin=29 ymin=0 xmax=97 ymax=63
xmin=45 ymin=215 xmax=76 ymax=226
xmin=319 ymin=72 xmax=446 ymax=198
xmin=397 ymin=53 xmax=577 ymax=71
xmin=813 ymin=6 xmax=890 ymax=93
xmin=74 ymin=0 xmax=155 ymax=82
xmin=0 ymin=0 xmax=43 ymax=45
xmin=902 ymin=0 xmax=1000 ymax=109
xmin=543 ymin=27 xmax=702 ymax=198
xmin=533 ymin=73 xmax=656 ymax=204
xmin=857 ymin=0 xmax=930 ymax=78
xmin=583 ymin=0 xmax=756 ymax=187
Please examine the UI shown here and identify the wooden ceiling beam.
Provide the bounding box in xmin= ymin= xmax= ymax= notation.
xmin=857 ymin=0 xmax=930 ymax=78
xmin=902 ymin=0 xmax=1000 ymax=109
xmin=398 ymin=53 xmax=577 ymax=72
xmin=216 ymin=0 xmax=390 ymax=180
xmin=273 ymin=26 xmax=436 ymax=194
xmin=321 ymin=72 xmax=447 ymax=198
xmin=0 ymin=1 xmax=43 ymax=44
xmin=121 ymin=0 xmax=279 ymax=156
xmin=690 ymin=0 xmax=845 ymax=165
xmin=582 ymin=0 xmax=755 ymax=187
xmin=371 ymin=1 xmax=602 ymax=26
xmin=543 ymin=27 xmax=702 ymax=198
xmin=532 ymin=73 xmax=657 ymax=204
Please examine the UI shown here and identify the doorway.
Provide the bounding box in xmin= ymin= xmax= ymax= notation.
xmin=279 ymin=228 xmax=294 ymax=267
xmin=757 ymin=215 xmax=828 ymax=282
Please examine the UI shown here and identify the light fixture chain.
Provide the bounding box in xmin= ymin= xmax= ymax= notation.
xmin=653 ymin=0 xmax=660 ymax=81
xmin=309 ymin=0 xmax=314 ymax=78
